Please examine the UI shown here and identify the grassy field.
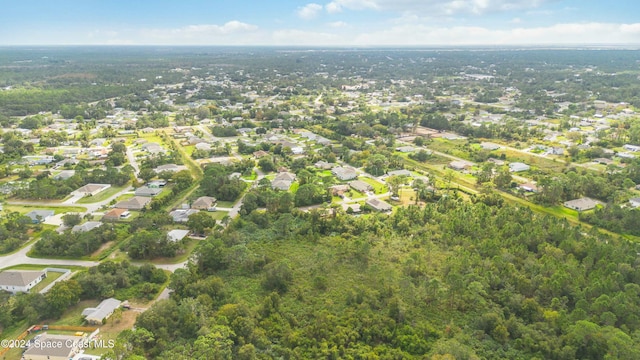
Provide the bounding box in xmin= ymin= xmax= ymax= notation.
xmin=359 ymin=177 xmax=387 ymax=194
xmin=76 ymin=184 xmax=130 ymax=204
xmin=29 ymin=271 xmax=64 ymax=293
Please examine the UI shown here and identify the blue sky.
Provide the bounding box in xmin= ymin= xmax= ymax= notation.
xmin=1 ymin=0 xmax=639 ymax=45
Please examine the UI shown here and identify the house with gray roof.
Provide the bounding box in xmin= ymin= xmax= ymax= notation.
xmin=72 ymin=183 xmax=111 ymax=197
xmin=0 ymin=270 xmax=46 ymax=293
xmin=365 ymin=198 xmax=393 ymax=212
xmin=169 ymin=209 xmax=200 ymax=223
xmin=72 ymin=221 xmax=103 ymax=233
xmin=82 ymin=298 xmax=121 ymax=325
xmin=332 ymin=166 xmax=358 ymax=181
xmin=167 ymin=229 xmax=190 ymax=242
xmin=563 ymin=197 xmax=601 ymax=212
xmin=25 ymin=210 xmax=55 ymax=224
xmin=349 ymin=180 xmax=373 ymax=193
xmin=115 ymin=196 xmax=151 ymax=210
xmin=135 ymin=186 xmax=163 ymax=197
xmin=23 ymin=333 xmax=81 ymax=360
xmin=509 ymin=162 xmax=531 ymax=172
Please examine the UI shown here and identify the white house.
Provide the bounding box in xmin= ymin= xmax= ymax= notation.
xmin=82 ymin=298 xmax=122 ymax=324
xmin=0 ymin=270 xmax=46 ymax=293
xmin=629 ymin=197 xmax=640 ymax=208
xmin=509 ymin=162 xmax=531 ymax=172
xmin=167 ymin=229 xmax=190 ymax=242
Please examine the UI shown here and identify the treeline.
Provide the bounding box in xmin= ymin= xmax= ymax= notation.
xmin=75 ymin=261 xmax=167 ymax=301
xmin=32 ymin=224 xmax=118 ymax=257
xmin=108 ymin=199 xmax=640 ymax=359
xmin=0 ymin=212 xmax=33 ymax=254
xmin=199 ymin=163 xmax=250 ymax=202
xmin=580 ymin=205 xmax=640 ymax=236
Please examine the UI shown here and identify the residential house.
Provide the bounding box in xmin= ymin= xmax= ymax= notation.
xmin=191 ymin=196 xmax=217 ymax=210
xmin=23 ymin=333 xmax=81 ymax=360
xmin=72 ymin=183 xmax=111 ymax=197
xmin=563 ymin=197 xmax=601 ymax=212
xmin=314 ymin=161 xmax=334 ymax=170
xmin=480 ymin=142 xmax=501 ymax=150
xmin=518 ymin=183 xmax=539 ymax=192
xmin=387 ymin=169 xmax=412 ymax=177
xmin=102 ymin=208 xmax=130 ymax=221
xmin=271 ymin=172 xmax=296 ymax=191
xmin=509 ymin=162 xmax=531 ymax=172
xmin=114 ymin=196 xmax=151 ymax=210
xmin=154 ymin=164 xmax=187 ymax=173
xmin=25 ymin=210 xmax=55 ymax=224
xmin=135 ymin=186 xmax=163 ymax=197
xmin=0 ymin=270 xmax=46 ymax=293
xmin=349 ymin=180 xmax=373 ymax=193
xmin=195 ymin=142 xmax=211 ymax=151
xmin=449 ymin=160 xmax=473 ymax=171
xmin=82 ymin=298 xmax=122 ymax=325
xmin=147 ymin=180 xmax=167 ymax=188
xmin=53 ymin=170 xmax=75 ymax=180
xmin=167 ymin=229 xmax=190 ymax=242
xmin=365 ymin=198 xmax=393 ymax=212
xmin=72 ymin=221 xmax=103 ymax=233
xmin=332 ymin=166 xmax=358 ymax=181
xmin=329 ymin=184 xmax=350 ymax=197
xmin=550 ymin=147 xmax=565 ymax=155
xmin=253 ymin=150 xmax=269 ymax=158
xmin=169 ymin=209 xmax=199 ymax=223
xmin=623 ymin=144 xmax=640 ymax=152
xmin=629 ymin=197 xmax=640 ymax=208
xmin=343 ymin=203 xmax=362 ymax=213
xmin=593 ymin=158 xmax=614 ymax=165
xmin=395 ymin=146 xmax=415 ymax=153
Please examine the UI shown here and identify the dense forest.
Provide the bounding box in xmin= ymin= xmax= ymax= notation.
xmin=105 ymin=199 xmax=640 ymax=359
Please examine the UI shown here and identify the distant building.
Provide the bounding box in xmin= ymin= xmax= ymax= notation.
xmin=134 ymin=186 xmax=163 ymax=197
xmin=480 ymin=142 xmax=501 ymax=150
xmin=449 ymin=160 xmax=473 ymax=171
xmin=332 ymin=166 xmax=358 ymax=181
xmin=0 ymin=270 xmax=46 ymax=293
xmin=623 ymin=144 xmax=640 ymax=152
xmin=72 ymin=221 xmax=102 ymax=233
xmin=518 ymin=183 xmax=538 ymax=192
xmin=509 ymin=162 xmax=531 ymax=172
xmin=167 ymin=229 xmax=190 ymax=242
xmin=365 ymin=198 xmax=393 ymax=212
xmin=25 ymin=210 xmax=55 ymax=224
xmin=72 ymin=183 xmax=111 ymax=197
xmin=191 ymin=196 xmax=217 ymax=210
xmin=102 ymin=208 xmax=130 ymax=221
xmin=169 ymin=209 xmax=199 ymax=223
xmin=387 ymin=169 xmax=412 ymax=177
xmin=349 ymin=180 xmax=373 ymax=193
xmin=154 ymin=164 xmax=187 ymax=173
xmin=563 ymin=197 xmax=601 ymax=212
xmin=629 ymin=197 xmax=640 ymax=208
xmin=114 ymin=196 xmax=151 ymax=210
xmin=82 ymin=298 xmax=121 ymax=325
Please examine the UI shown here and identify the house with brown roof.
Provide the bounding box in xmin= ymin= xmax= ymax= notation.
xmin=191 ymin=196 xmax=217 ymax=210
xmin=114 ymin=196 xmax=151 ymax=210
xmin=102 ymin=208 xmax=130 ymax=221
xmin=72 ymin=183 xmax=111 ymax=197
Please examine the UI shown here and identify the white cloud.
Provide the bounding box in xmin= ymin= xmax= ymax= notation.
xmin=325 ymin=0 xmax=555 ymax=16
xmin=353 ymin=22 xmax=640 ymax=46
xmin=510 ymin=17 xmax=522 ymax=24
xmin=297 ymin=3 xmax=323 ymax=19
xmin=272 ymin=29 xmax=341 ymax=45
xmin=328 ymin=21 xmax=348 ymax=28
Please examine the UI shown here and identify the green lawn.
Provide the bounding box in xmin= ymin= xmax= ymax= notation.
xmin=216 ymin=200 xmax=236 ymax=208
xmin=30 ymin=271 xmax=64 ymax=293
xmin=76 ymin=184 xmax=131 ymax=204
xmin=359 ymin=177 xmax=388 ymax=194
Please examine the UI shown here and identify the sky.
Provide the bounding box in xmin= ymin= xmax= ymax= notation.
xmin=1 ymin=0 xmax=639 ymax=46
